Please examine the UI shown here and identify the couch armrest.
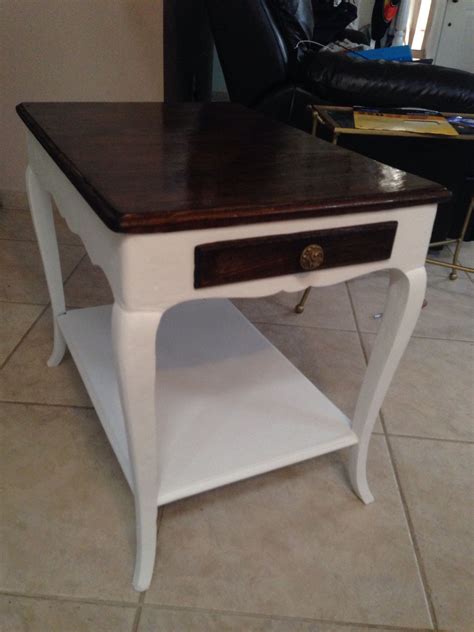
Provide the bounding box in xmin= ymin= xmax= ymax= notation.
xmin=300 ymin=51 xmax=474 ymax=113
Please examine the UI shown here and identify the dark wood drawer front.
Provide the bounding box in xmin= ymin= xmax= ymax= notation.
xmin=194 ymin=221 xmax=397 ymax=288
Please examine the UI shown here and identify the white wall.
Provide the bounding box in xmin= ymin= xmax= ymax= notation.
xmin=0 ymin=0 xmax=163 ymax=201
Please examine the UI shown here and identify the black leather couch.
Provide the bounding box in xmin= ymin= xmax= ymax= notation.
xmin=207 ymin=0 xmax=474 ymax=241
xmin=207 ymin=0 xmax=474 ymax=130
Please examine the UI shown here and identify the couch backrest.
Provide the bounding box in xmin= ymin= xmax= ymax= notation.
xmin=206 ymin=0 xmax=294 ymax=106
xmin=268 ymin=0 xmax=314 ymax=51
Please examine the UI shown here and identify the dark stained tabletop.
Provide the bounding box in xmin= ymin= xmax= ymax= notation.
xmin=17 ymin=102 xmax=448 ymax=233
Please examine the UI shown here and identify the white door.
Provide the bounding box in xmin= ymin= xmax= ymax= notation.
xmin=435 ymin=0 xmax=474 ymax=71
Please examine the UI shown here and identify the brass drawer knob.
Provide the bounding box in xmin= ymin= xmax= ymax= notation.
xmin=300 ymin=244 xmax=324 ymax=271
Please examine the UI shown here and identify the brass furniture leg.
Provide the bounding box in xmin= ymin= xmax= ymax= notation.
xmin=449 ymin=198 xmax=473 ymax=280
xmin=295 ymin=287 xmax=312 ymax=313
xmin=426 ymin=198 xmax=474 ymax=279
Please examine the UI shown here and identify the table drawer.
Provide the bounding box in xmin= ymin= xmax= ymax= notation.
xmin=194 ymin=221 xmax=397 ymax=288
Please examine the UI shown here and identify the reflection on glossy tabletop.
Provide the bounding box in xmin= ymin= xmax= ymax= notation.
xmin=17 ymin=102 xmax=448 ymax=233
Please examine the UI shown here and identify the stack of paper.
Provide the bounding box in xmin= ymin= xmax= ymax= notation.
xmin=354 ymin=108 xmax=459 ymax=136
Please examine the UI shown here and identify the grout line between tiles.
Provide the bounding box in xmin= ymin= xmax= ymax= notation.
xmin=0 ymin=589 xmax=440 ymax=631
xmin=66 ymin=303 xmax=113 ymax=311
xmin=0 ymin=399 xmax=94 ymax=410
xmin=0 ymin=236 xmax=41 ymax=243
xmin=346 ymin=281 xmax=439 ymax=630
xmin=383 ymin=432 xmax=474 ymax=445
xmin=2 ymin=304 xmax=469 ymax=342
xmin=0 ymin=298 xmax=49 ymax=307
xmin=0 ymin=236 xmax=84 ymax=251
xmin=346 ymin=281 xmax=369 ymax=365
xmin=1 ymin=508 xmax=167 ymax=624
xmin=350 ymin=326 xmax=473 ymax=347
xmin=195 ymin=312 xmax=474 ymax=345
xmin=0 ymin=305 xmax=48 ymax=371
xmin=0 ymin=253 xmax=87 ymax=372
xmin=0 ymin=590 xmax=138 ymax=609
xmin=4 ymin=400 xmax=468 ymax=445
xmin=131 ymin=592 xmax=146 ymax=632
xmin=141 ymin=602 xmax=437 ymax=631
xmin=362 ymin=331 xmax=474 ymax=344
xmin=381 ymin=413 xmax=439 ymax=630
xmin=246 ymin=319 xmax=358 ymax=334
xmin=0 ymin=236 xmax=80 ymax=246
xmin=396 ymin=334 xmax=473 ymax=344
xmin=346 ymin=278 xmax=367 ymax=344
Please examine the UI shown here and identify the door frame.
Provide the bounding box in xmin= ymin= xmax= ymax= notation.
xmin=424 ymin=0 xmax=447 ymax=60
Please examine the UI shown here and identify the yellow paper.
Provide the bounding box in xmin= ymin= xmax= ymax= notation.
xmin=354 ymin=111 xmax=459 ymax=136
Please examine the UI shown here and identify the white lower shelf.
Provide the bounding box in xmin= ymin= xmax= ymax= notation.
xmin=58 ymin=299 xmax=357 ymax=506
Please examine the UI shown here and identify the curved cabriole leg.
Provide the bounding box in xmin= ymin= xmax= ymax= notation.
xmin=112 ymin=304 xmax=165 ymax=592
xmin=26 ymin=166 xmax=67 ymax=367
xmin=349 ymin=267 xmax=427 ymax=504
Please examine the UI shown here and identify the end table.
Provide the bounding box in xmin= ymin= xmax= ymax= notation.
xmin=18 ymin=102 xmax=447 ymax=591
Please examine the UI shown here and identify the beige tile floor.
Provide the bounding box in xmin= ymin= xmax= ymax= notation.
xmin=1 ymin=206 xmax=473 ymax=632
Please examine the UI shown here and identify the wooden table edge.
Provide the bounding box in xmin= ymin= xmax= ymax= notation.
xmin=17 ymin=102 xmax=450 ymax=234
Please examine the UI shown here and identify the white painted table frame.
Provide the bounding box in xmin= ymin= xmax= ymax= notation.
xmin=26 ymin=133 xmax=435 ymax=592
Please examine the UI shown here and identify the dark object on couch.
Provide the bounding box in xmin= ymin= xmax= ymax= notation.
xmin=206 ymin=0 xmax=474 ymax=241
xmin=312 ymin=0 xmax=358 ymax=46
xmin=371 ymin=0 xmax=400 ymax=46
